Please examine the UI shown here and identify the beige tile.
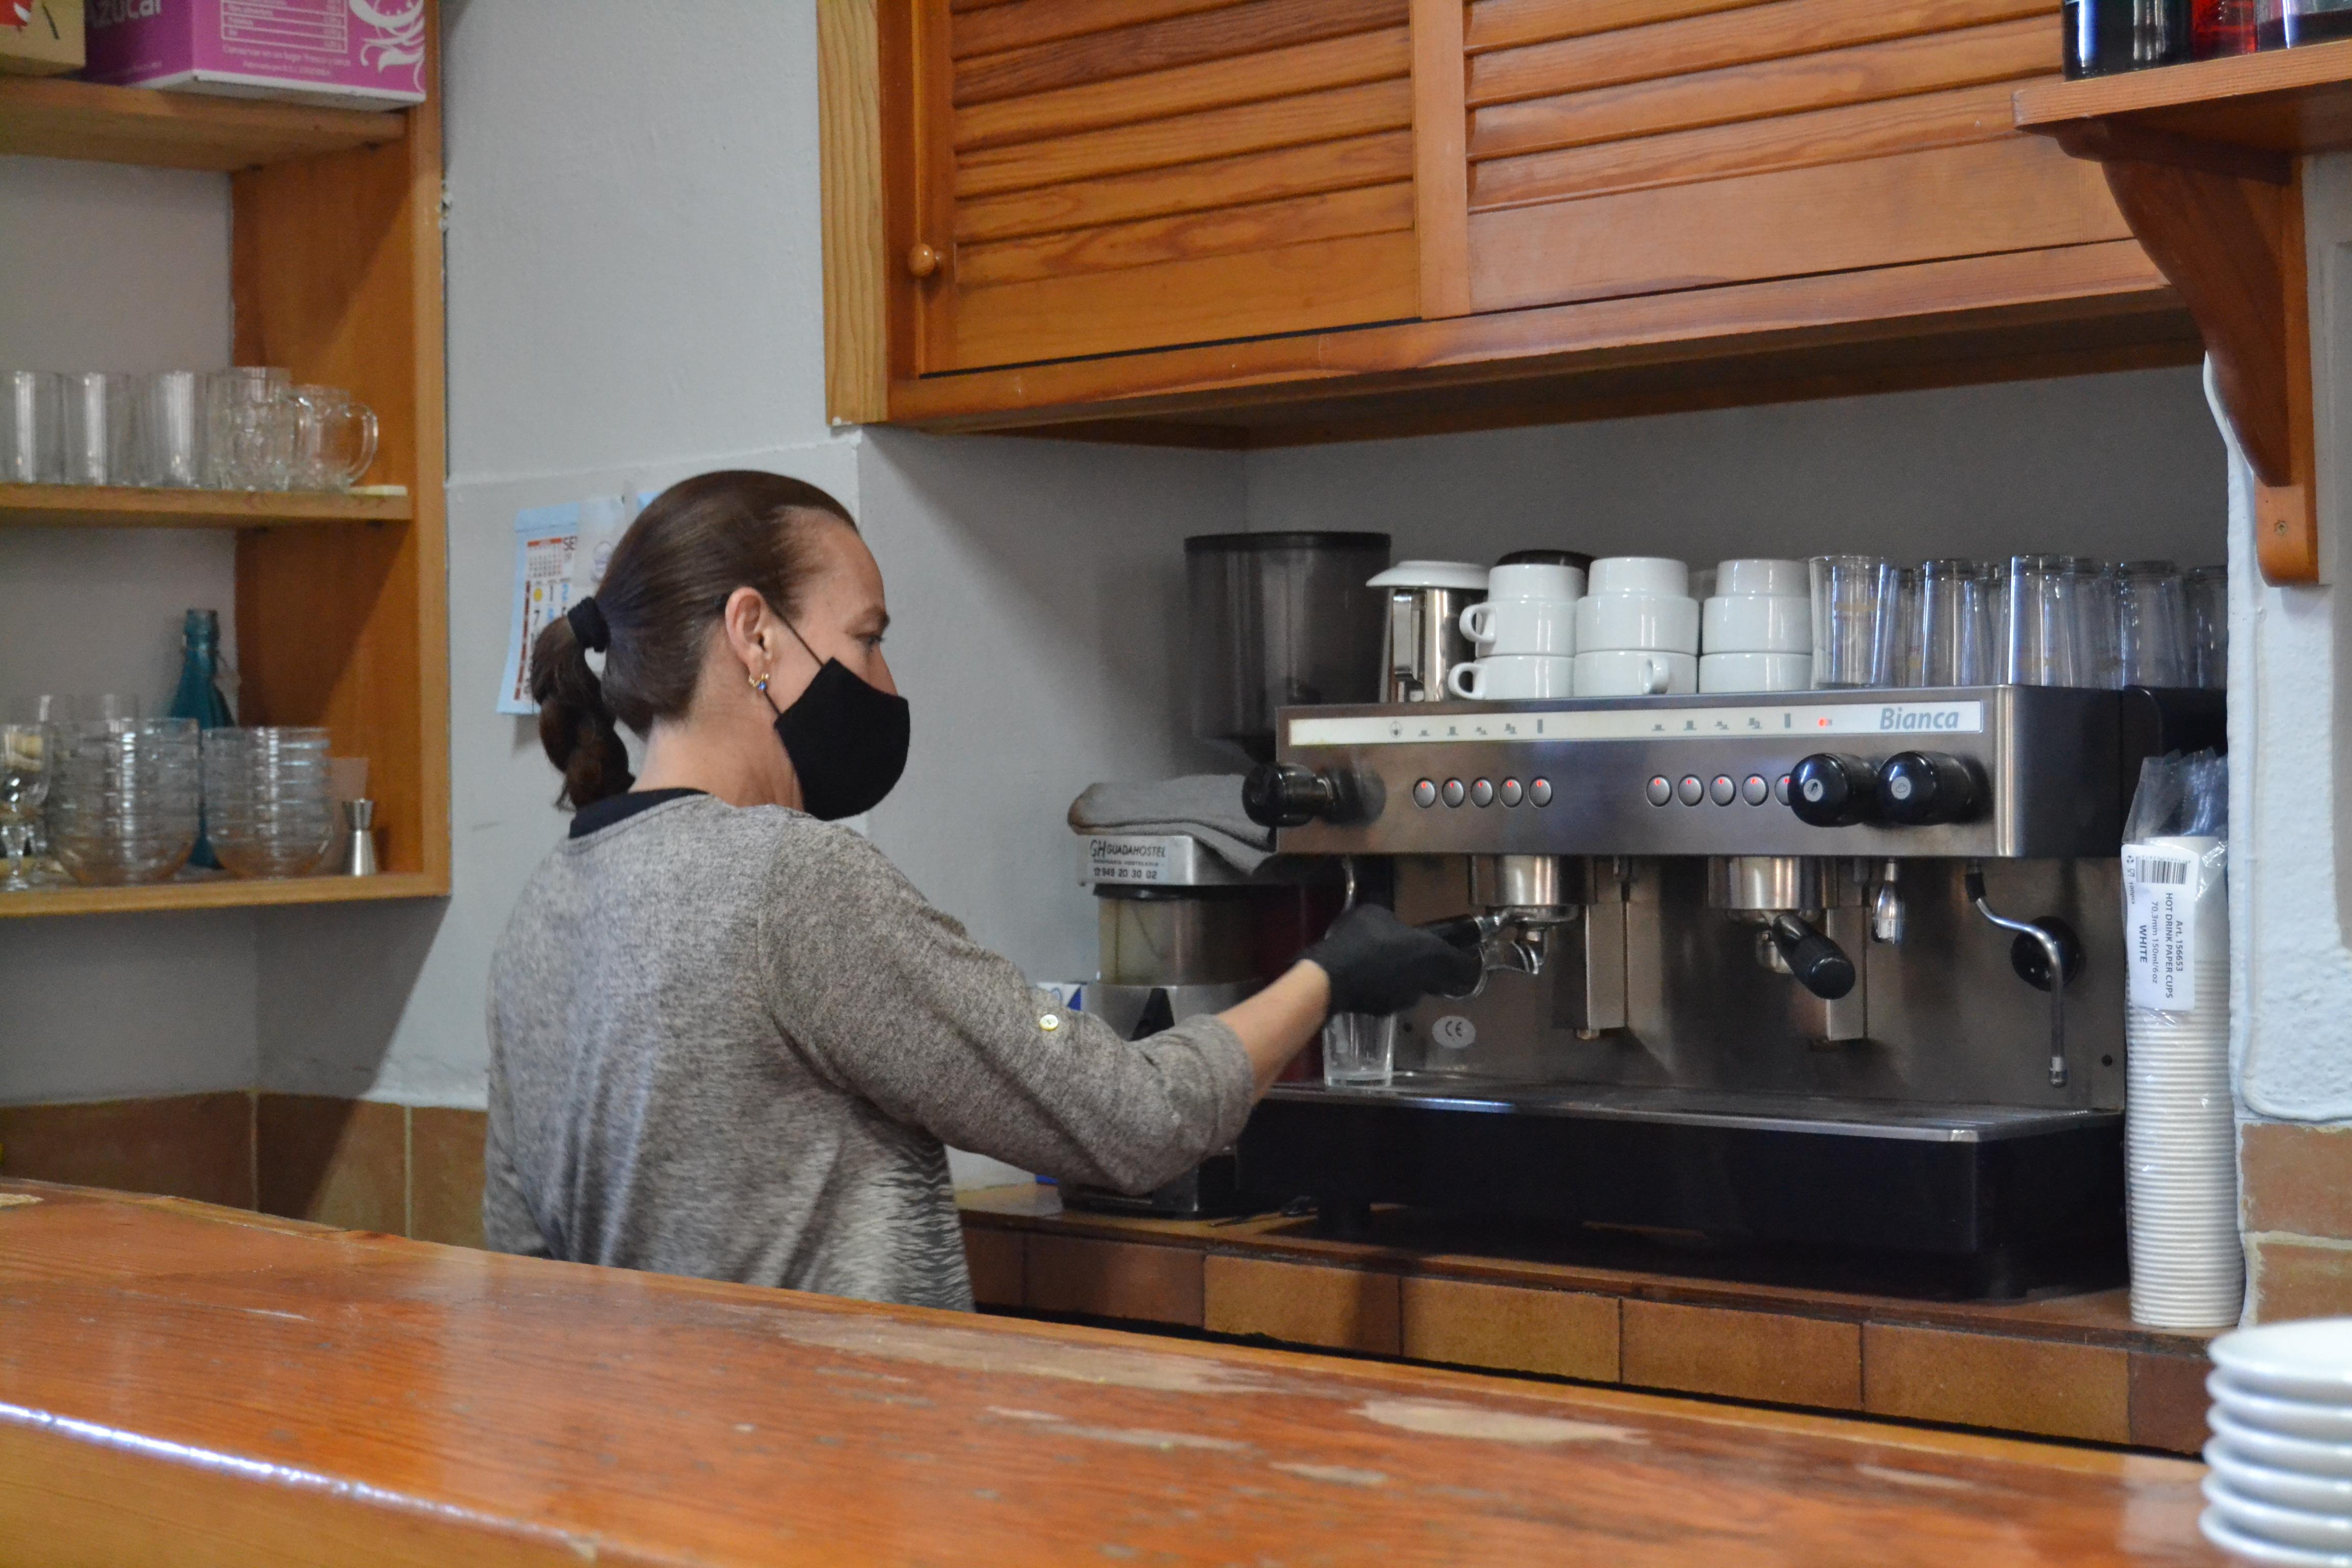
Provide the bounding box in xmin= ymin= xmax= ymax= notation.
xmin=1623 ymin=1300 xmax=1860 ymax=1411
xmin=1864 ymin=1324 xmax=2129 ymax=1444
xmin=1204 ymin=1255 xmax=1399 ymax=1354
xmin=2132 ymin=1349 xmax=2215 ymax=1454
xmin=1402 ymin=1276 xmax=1619 ymax=1382
xmin=0 ymin=1093 xmax=252 ymax=1209
xmin=2251 ymin=1233 xmax=2352 ymax=1322
xmin=409 ymin=1107 xmax=485 ymax=1247
xmin=256 ymin=1094 xmax=405 ymax=1234
xmin=1026 ymin=1235 xmax=1202 ymax=1327
xmin=963 ymin=1227 xmax=1024 ymax=1309
xmin=2244 ymin=1122 xmax=2352 ymax=1239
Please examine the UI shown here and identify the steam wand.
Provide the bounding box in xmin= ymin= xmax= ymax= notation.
xmin=1965 ymin=860 xmax=2070 ymax=1088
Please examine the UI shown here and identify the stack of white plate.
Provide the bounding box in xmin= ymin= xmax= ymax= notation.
xmin=2204 ymin=1320 xmax=2352 ymax=1565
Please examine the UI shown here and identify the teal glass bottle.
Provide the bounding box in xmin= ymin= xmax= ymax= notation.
xmin=168 ymin=609 xmax=234 ymax=869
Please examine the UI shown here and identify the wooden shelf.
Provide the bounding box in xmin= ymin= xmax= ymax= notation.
xmin=0 ymin=872 xmax=445 ymax=920
xmin=2016 ymin=45 xmax=2352 ymax=583
xmin=0 ymin=484 xmax=412 ymax=530
xmin=0 ymin=77 xmax=405 ymax=172
xmin=2016 ymin=38 xmax=2352 ymax=157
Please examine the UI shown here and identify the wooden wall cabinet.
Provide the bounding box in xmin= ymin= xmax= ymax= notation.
xmin=825 ymin=0 xmax=2198 ymax=444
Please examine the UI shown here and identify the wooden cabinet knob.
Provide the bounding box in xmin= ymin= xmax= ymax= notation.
xmin=906 ymin=243 xmax=942 ymax=280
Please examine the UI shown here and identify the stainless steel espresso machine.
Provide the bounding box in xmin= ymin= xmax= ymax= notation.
xmin=1239 ymin=684 xmax=2221 ymax=1295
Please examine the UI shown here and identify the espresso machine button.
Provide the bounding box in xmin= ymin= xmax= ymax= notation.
xmin=1676 ymin=775 xmax=1703 ymax=806
xmin=1787 ymin=754 xmax=1874 ymax=826
xmin=1441 ymin=778 xmax=1466 ymax=807
xmin=1499 ymin=778 xmax=1524 ymax=806
xmin=1645 ymin=775 xmax=1673 ymax=807
xmin=1875 ymin=751 xmax=1983 ymax=826
xmin=1742 ymin=774 xmax=1769 ymax=806
xmin=1470 ymin=778 xmax=1495 ymax=807
xmin=1709 ymin=775 xmax=1735 ymax=806
xmin=1529 ymin=778 xmax=1553 ymax=806
xmin=1774 ymin=774 xmax=1792 ymax=805
xmin=1412 ymin=778 xmax=1438 ymax=808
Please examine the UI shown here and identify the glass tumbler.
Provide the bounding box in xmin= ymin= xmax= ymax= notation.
xmin=1322 ymin=1012 xmax=1399 ymax=1088
xmin=291 ymin=386 xmax=379 ymax=489
xmin=1 ymin=370 xmax=63 ymax=483
xmin=2066 ymin=558 xmax=2121 ymax=689
xmin=1916 ymin=559 xmax=1996 ymax=686
xmin=2117 ymin=560 xmax=2191 ymax=687
xmin=0 ymin=723 xmax=51 ymax=890
xmin=204 ymin=367 xmax=294 ymax=489
xmin=136 ymin=371 xmax=206 ymax=488
xmin=2186 ymin=565 xmax=2228 ymax=689
xmin=1810 ymin=555 xmax=1901 ymax=688
xmin=60 ymin=371 xmax=134 ymax=486
xmin=2005 ymin=555 xmax=2079 ymax=687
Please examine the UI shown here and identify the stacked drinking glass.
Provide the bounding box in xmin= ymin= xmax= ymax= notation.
xmin=48 ymin=719 xmax=202 ymax=885
xmin=202 ymin=727 xmax=336 ymax=877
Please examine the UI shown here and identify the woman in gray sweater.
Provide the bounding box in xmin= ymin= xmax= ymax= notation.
xmin=485 ymin=470 xmax=1476 ymax=1310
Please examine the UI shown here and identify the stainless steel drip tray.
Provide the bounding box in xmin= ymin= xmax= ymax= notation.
xmin=1264 ymin=1077 xmax=2118 ymax=1143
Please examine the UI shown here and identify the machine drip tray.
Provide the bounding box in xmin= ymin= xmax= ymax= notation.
xmin=1238 ymin=1083 xmax=2124 ymax=1299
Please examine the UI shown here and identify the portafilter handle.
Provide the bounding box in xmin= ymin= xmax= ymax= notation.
xmin=1767 ymin=914 xmax=1856 ymax=1000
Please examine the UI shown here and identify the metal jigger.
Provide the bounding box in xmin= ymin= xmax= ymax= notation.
xmin=340 ymin=798 xmax=379 ymax=876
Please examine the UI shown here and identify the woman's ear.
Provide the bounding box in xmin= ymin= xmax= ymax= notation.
xmin=720 ymin=586 xmax=773 ymax=690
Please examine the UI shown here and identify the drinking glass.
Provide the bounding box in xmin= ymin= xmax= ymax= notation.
xmin=60 ymin=371 xmax=133 ymax=486
xmin=2066 ymin=557 xmax=2122 ymax=689
xmin=2187 ymin=565 xmax=2228 ymax=689
xmin=1 ymin=370 xmax=63 ymax=483
xmin=2005 ymin=555 xmax=2079 ymax=687
xmin=1809 ymin=555 xmax=1900 ymax=688
xmin=48 ymin=718 xmax=201 ymax=886
xmin=2117 ymin=560 xmax=2191 ymax=687
xmin=1322 ymin=1011 xmax=1399 ymax=1087
xmin=0 ymin=723 xmax=51 ymax=890
xmin=1894 ymin=567 xmax=1924 ymax=686
xmin=136 ymin=371 xmax=205 ymax=488
xmin=291 ymin=386 xmax=379 ymax=489
xmin=1916 ymin=558 xmax=1996 ymax=685
xmin=204 ymin=367 xmax=294 ymax=489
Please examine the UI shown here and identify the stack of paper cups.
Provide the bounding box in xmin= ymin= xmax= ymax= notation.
xmin=2123 ymin=834 xmax=2238 ymax=1329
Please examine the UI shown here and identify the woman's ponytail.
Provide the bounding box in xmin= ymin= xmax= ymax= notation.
xmin=531 ymin=614 xmax=633 ymax=810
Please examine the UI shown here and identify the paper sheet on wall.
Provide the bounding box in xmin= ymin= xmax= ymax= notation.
xmin=497 ymin=492 xmax=649 ymax=716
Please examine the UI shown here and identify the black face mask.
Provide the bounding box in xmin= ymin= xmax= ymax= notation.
xmin=763 ymin=623 xmax=910 ymax=821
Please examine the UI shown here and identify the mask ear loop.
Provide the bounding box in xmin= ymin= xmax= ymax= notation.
xmin=756 ymin=616 xmax=826 ymax=719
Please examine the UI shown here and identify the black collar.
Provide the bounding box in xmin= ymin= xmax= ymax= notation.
xmin=569 ymin=788 xmax=706 ymax=839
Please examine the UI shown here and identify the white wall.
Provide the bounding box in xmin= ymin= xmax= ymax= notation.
xmin=0 ymin=154 xmax=253 ymax=1102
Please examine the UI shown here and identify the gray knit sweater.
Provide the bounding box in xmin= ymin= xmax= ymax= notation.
xmin=483 ymin=794 xmax=1254 ymax=1310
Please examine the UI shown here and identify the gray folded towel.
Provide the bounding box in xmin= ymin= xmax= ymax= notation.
xmin=1066 ymin=775 xmax=1274 ymax=873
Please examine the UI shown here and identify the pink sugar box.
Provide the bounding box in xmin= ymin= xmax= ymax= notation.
xmin=84 ymin=0 xmax=426 ymax=108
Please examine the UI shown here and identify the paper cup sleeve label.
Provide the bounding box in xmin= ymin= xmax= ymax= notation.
xmin=2123 ymin=845 xmax=2200 ymax=1011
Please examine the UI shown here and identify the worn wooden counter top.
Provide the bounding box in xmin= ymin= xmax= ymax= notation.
xmin=0 ymin=1181 xmax=2221 ymax=1565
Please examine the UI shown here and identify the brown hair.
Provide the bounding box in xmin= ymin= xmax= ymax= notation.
xmin=530 ymin=470 xmax=856 ymax=809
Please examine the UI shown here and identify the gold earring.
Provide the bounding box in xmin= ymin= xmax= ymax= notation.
xmin=750 ymin=670 xmax=769 ymax=693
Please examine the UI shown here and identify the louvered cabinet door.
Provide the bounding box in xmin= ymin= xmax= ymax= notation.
xmin=897 ymin=0 xmax=1426 ymax=374
xmin=1450 ymin=0 xmax=2134 ymax=314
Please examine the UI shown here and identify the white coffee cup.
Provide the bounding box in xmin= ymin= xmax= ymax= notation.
xmin=1449 ymin=654 xmax=1576 ymax=700
xmin=1701 ymin=594 xmax=1811 ymax=654
xmin=1588 ymin=556 xmax=1688 ymax=598
xmin=1576 ymin=591 xmax=1699 ymax=655
xmin=1461 ymin=596 xmax=1575 ymax=656
xmin=1574 ymin=649 xmax=1696 ymax=697
xmin=1715 ymin=558 xmax=1808 ymax=598
xmin=1699 ymin=652 xmax=1813 ymax=693
xmin=1486 ymin=561 xmax=1585 ymax=602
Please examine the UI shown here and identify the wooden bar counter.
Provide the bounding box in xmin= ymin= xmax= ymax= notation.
xmin=0 ymin=1181 xmax=2221 ymax=1565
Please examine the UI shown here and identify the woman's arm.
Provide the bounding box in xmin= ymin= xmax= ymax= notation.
xmin=1216 ymin=961 xmax=1330 ymax=1097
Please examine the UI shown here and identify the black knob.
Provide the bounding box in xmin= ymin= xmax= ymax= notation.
xmin=1243 ymin=763 xmax=1337 ymax=828
xmin=1787 ymin=754 xmax=1875 ymax=827
xmin=1769 ymin=914 xmax=1857 ymax=1000
xmin=1875 ymin=751 xmax=1982 ymax=826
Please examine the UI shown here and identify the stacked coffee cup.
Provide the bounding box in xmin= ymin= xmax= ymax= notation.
xmin=1700 ymin=558 xmax=1813 ymax=693
xmin=1574 ymin=557 xmax=1697 ymax=696
xmin=1448 ymin=554 xmax=1583 ymax=701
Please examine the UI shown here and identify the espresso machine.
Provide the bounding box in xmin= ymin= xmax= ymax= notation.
xmin=1239 ymin=684 xmax=2221 ymax=1294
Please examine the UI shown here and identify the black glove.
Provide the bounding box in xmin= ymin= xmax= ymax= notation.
xmin=1303 ymin=904 xmax=1484 ymax=1017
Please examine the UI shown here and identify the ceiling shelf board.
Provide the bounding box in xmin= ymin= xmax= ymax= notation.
xmin=0 ymin=484 xmax=412 ymax=530
xmin=0 ymin=77 xmax=405 ymax=171
xmin=0 ymin=872 xmax=447 ymax=920
xmin=2016 ymin=49 xmax=2350 ymax=583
